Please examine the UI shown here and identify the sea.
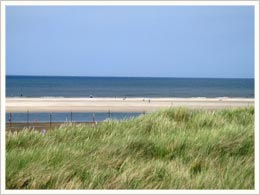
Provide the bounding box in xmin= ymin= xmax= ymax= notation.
xmin=6 ymin=76 xmax=254 ymax=123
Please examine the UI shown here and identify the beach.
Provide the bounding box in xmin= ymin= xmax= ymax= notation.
xmin=6 ymin=97 xmax=254 ymax=112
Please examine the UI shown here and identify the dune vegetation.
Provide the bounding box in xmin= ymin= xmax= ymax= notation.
xmin=6 ymin=107 xmax=254 ymax=189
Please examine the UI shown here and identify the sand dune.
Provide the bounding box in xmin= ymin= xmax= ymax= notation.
xmin=5 ymin=97 xmax=254 ymax=113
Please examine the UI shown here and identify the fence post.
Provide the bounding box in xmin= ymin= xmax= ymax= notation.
xmin=108 ymin=109 xmax=111 ymax=119
xmin=92 ymin=113 xmax=96 ymax=123
xmin=70 ymin=111 xmax=72 ymax=122
xmin=50 ymin=113 xmax=52 ymax=128
xmin=9 ymin=112 xmax=12 ymax=127
xmin=27 ymin=110 xmax=29 ymax=128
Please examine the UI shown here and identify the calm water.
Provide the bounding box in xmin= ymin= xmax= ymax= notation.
xmin=6 ymin=76 xmax=254 ymax=98
xmin=5 ymin=112 xmax=142 ymax=123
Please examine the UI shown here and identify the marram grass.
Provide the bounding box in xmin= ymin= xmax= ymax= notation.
xmin=6 ymin=107 xmax=254 ymax=189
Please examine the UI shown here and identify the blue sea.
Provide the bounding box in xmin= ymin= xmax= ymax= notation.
xmin=6 ymin=76 xmax=254 ymax=123
xmin=6 ymin=76 xmax=254 ymax=98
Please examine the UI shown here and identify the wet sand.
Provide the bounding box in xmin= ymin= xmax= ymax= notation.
xmin=6 ymin=97 xmax=254 ymax=112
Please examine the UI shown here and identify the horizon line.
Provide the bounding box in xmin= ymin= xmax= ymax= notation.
xmin=6 ymin=74 xmax=255 ymax=80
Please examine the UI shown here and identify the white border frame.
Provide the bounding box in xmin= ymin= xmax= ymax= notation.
xmin=1 ymin=1 xmax=259 ymax=194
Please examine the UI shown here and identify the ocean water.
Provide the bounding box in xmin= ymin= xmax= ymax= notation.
xmin=6 ymin=76 xmax=254 ymax=98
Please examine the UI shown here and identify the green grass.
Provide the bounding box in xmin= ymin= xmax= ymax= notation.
xmin=6 ymin=107 xmax=254 ymax=189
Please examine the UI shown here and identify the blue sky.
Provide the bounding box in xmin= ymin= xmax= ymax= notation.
xmin=6 ymin=6 xmax=254 ymax=78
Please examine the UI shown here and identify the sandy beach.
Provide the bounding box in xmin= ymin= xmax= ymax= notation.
xmin=6 ymin=97 xmax=254 ymax=112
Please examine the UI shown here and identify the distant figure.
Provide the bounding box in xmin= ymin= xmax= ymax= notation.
xmin=148 ymin=99 xmax=151 ymax=103
xmin=90 ymin=95 xmax=93 ymax=98
xmin=41 ymin=129 xmax=47 ymax=135
xmin=20 ymin=93 xmax=23 ymax=97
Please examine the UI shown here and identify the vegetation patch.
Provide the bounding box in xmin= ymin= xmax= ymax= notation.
xmin=6 ymin=107 xmax=254 ymax=189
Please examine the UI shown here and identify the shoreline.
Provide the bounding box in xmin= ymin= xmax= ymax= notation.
xmin=6 ymin=97 xmax=254 ymax=112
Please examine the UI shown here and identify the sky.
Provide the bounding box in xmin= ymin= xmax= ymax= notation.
xmin=6 ymin=6 xmax=254 ymax=78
